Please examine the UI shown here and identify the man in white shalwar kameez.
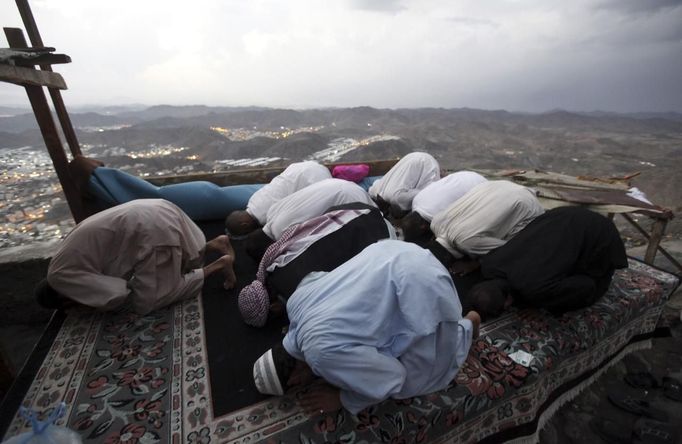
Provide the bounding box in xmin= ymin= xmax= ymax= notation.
xmin=368 ymin=152 xmax=440 ymax=215
xmin=402 ymin=171 xmax=488 ymax=245
xmin=39 ymin=199 xmax=236 ymax=315
xmin=225 ymin=161 xmax=331 ymax=236
xmin=429 ymin=180 xmax=545 ymax=263
xmin=252 ymin=241 xmax=481 ymax=415
xmin=245 ymin=178 xmax=376 ymax=260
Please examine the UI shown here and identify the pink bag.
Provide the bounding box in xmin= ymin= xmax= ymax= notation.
xmin=332 ymin=164 xmax=370 ymax=183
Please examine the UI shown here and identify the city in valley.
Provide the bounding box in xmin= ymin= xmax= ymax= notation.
xmin=1 ymin=105 xmax=681 ymax=248
xmin=0 ymin=108 xmax=403 ymax=247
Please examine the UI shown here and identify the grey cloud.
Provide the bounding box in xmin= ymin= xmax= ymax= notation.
xmin=596 ymin=0 xmax=682 ymax=15
xmin=446 ymin=16 xmax=499 ymax=28
xmin=578 ymin=7 xmax=682 ymax=47
xmin=348 ymin=0 xmax=406 ymax=13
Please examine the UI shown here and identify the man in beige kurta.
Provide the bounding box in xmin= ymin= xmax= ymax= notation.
xmin=45 ymin=199 xmax=235 ymax=315
xmin=430 ymin=180 xmax=545 ymax=260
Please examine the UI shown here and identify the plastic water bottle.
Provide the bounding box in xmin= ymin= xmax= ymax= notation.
xmin=1 ymin=403 xmax=82 ymax=444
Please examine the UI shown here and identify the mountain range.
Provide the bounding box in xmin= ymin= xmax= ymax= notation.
xmin=1 ymin=106 xmax=680 ymax=232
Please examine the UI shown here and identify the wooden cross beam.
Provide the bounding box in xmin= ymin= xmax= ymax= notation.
xmin=0 ymin=62 xmax=67 ymax=89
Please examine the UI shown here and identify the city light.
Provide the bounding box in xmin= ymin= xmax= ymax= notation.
xmin=0 ymin=126 xmax=400 ymax=248
xmin=0 ymin=146 xmax=73 ymax=247
xmin=210 ymin=125 xmax=325 ymax=141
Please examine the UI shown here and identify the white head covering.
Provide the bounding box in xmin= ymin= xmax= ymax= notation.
xmin=253 ymin=349 xmax=284 ymax=396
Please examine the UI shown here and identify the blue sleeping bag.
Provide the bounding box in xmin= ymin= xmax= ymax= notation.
xmin=89 ymin=167 xmax=263 ymax=221
xmin=88 ymin=167 xmax=382 ymax=221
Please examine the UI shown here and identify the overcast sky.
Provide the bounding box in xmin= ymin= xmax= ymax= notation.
xmin=1 ymin=0 xmax=681 ymax=112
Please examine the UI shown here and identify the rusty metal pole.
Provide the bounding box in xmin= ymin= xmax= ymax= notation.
xmin=14 ymin=0 xmax=82 ymax=158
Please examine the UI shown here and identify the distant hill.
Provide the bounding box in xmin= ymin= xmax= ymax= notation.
xmin=0 ymin=113 xmax=42 ymax=133
xmin=337 ymin=138 xmax=414 ymax=161
xmin=72 ymin=112 xmax=141 ymax=128
xmin=3 ymin=105 xmax=682 ymax=135
xmin=579 ymin=111 xmax=682 ymax=122
xmin=0 ymin=106 xmax=30 ymax=117
xmin=69 ymin=104 xmax=147 ymax=114
xmin=0 ymin=112 xmax=137 ymax=133
xmin=116 ymin=105 xmax=270 ymax=121
xmin=130 ymin=108 xmax=307 ymax=130
xmin=0 ymin=130 xmax=44 ymax=149
xmin=79 ymin=126 xmax=226 ymax=151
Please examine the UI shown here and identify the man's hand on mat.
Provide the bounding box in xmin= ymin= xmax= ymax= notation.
xmin=299 ymin=383 xmax=342 ymax=415
xmin=450 ymin=259 xmax=479 ymax=276
xmin=202 ymin=235 xmax=237 ymax=290
xmin=288 ymin=360 xmax=315 ymax=387
xmin=465 ymin=311 xmax=481 ymax=339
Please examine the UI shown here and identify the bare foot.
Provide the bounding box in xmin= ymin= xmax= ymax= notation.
xmin=202 ymin=254 xmax=236 ymax=290
xmin=219 ymin=254 xmax=237 ymax=290
xmin=464 ymin=311 xmax=481 ymax=339
xmin=206 ymin=235 xmax=234 ymax=256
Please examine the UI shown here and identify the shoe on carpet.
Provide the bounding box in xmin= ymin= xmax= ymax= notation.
xmin=661 ymin=376 xmax=682 ymax=402
xmin=632 ymin=418 xmax=676 ymax=444
xmin=607 ymin=389 xmax=669 ymax=422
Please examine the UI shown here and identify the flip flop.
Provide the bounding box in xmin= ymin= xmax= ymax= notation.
xmin=661 ymin=376 xmax=682 ymax=402
xmin=633 ymin=418 xmax=676 ymax=444
xmin=625 ymin=371 xmax=660 ymax=389
xmin=607 ymin=390 xmax=669 ymax=422
xmin=589 ymin=417 xmax=631 ymax=444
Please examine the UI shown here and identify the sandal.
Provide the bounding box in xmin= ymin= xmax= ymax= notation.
xmin=661 ymin=376 xmax=682 ymax=402
xmin=607 ymin=390 xmax=668 ymax=422
xmin=633 ymin=418 xmax=675 ymax=444
xmin=625 ymin=371 xmax=660 ymax=389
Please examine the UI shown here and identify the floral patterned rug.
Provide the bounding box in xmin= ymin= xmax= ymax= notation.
xmin=1 ymin=260 xmax=678 ymax=444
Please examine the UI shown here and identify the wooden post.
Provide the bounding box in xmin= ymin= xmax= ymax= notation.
xmin=4 ymin=28 xmax=85 ymax=222
xmin=12 ymin=1 xmax=82 ymax=157
xmin=621 ymin=213 xmax=681 ymax=272
xmin=644 ymin=218 xmax=667 ymax=265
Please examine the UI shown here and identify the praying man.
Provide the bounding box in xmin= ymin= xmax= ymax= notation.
xmin=368 ymin=152 xmax=440 ymax=217
xmin=402 ymin=170 xmax=488 ymax=245
xmin=469 ymin=206 xmax=628 ymax=318
xmin=238 ymin=203 xmax=395 ymax=327
xmin=427 ymin=180 xmax=545 ymax=266
xmin=36 ymin=199 xmax=236 ymax=315
xmin=225 ymin=160 xmax=331 ymax=237
xmin=252 ymin=240 xmax=481 ymax=415
xmin=244 ymin=178 xmax=376 ymax=261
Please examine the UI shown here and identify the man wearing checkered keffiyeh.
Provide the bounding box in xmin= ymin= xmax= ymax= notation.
xmin=238 ymin=204 xmax=394 ymax=327
xmin=238 ymin=224 xmax=300 ymax=327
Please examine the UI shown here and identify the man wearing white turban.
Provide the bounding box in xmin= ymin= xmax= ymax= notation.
xmin=252 ymin=240 xmax=480 ymax=415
